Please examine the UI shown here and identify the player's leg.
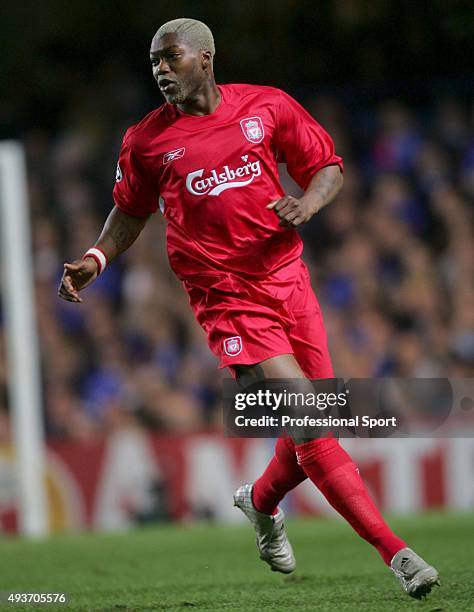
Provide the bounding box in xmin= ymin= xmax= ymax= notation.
xmin=284 ymin=265 xmax=439 ymax=597
xmin=284 ymin=267 xmax=410 ymax=566
xmin=232 ymin=354 xmax=309 ymax=574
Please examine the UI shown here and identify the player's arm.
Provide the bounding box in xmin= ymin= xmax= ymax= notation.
xmin=269 ymin=88 xmax=344 ymax=227
xmin=267 ymin=164 xmax=343 ymax=228
xmin=58 ymin=206 xmax=150 ymax=303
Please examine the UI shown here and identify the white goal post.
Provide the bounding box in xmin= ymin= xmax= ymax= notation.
xmin=0 ymin=141 xmax=48 ymax=536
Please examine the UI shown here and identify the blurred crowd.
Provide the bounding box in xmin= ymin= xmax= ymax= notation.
xmin=0 ymin=86 xmax=473 ymax=441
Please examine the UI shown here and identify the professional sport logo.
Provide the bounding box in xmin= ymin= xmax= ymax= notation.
xmin=224 ymin=336 xmax=242 ymax=357
xmin=115 ymin=163 xmax=122 ymax=182
xmin=163 ymin=147 xmax=186 ymax=164
xmin=240 ymin=116 xmax=265 ymax=144
xmin=186 ymin=156 xmax=262 ymax=196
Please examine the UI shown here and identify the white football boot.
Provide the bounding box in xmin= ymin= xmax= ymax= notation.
xmin=233 ymin=483 xmax=296 ymax=574
xmin=390 ymin=547 xmax=440 ymax=599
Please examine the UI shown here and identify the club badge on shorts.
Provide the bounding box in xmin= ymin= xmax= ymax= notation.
xmin=224 ymin=336 xmax=242 ymax=356
xmin=240 ymin=117 xmax=265 ymax=144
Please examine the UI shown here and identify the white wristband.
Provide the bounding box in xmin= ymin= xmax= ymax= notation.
xmin=83 ymin=247 xmax=108 ymax=274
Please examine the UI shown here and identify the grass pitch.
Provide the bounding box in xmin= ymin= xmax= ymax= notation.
xmin=1 ymin=513 xmax=473 ymax=611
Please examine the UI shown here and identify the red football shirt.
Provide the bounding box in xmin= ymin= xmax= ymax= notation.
xmin=113 ymin=84 xmax=343 ymax=281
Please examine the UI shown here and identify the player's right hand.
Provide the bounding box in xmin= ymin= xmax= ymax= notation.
xmin=57 ymin=258 xmax=99 ymax=303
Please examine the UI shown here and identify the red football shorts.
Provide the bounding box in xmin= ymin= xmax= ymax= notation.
xmin=184 ymin=258 xmax=333 ymax=378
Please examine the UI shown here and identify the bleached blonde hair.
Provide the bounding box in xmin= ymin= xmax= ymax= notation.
xmin=155 ymin=18 xmax=215 ymax=58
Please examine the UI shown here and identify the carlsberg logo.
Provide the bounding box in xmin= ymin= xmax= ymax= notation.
xmin=186 ymin=157 xmax=262 ymax=196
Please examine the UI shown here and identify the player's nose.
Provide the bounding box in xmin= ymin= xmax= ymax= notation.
xmin=156 ymin=58 xmax=171 ymax=75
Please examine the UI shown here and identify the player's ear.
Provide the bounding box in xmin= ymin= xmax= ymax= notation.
xmin=201 ymin=50 xmax=212 ymax=70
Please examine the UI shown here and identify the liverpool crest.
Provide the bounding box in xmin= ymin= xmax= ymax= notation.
xmin=240 ymin=116 xmax=265 ymax=144
xmin=224 ymin=336 xmax=243 ymax=356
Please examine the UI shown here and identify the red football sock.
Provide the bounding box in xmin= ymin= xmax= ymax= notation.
xmin=295 ymin=438 xmax=406 ymax=565
xmin=252 ymin=435 xmax=307 ymax=515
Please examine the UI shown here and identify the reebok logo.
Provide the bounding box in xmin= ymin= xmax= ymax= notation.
xmin=163 ymin=147 xmax=185 ymax=164
xmin=186 ymin=157 xmax=262 ymax=197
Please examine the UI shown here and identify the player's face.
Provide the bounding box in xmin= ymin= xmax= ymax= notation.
xmin=150 ymin=33 xmax=206 ymax=105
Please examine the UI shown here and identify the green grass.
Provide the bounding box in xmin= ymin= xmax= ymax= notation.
xmin=0 ymin=513 xmax=473 ymax=611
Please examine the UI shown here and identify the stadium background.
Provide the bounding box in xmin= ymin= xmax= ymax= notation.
xmin=0 ymin=1 xmax=473 ymax=532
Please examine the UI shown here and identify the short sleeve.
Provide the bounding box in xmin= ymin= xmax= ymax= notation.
xmin=113 ymin=129 xmax=159 ymax=217
xmin=274 ymin=90 xmax=343 ymax=190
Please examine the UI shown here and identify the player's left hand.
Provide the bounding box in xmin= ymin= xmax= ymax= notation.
xmin=266 ymin=196 xmax=318 ymax=228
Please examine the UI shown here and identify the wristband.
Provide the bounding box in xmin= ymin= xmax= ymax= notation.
xmin=83 ymin=247 xmax=108 ymax=275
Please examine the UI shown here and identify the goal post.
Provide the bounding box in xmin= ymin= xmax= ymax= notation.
xmin=0 ymin=141 xmax=48 ymax=537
